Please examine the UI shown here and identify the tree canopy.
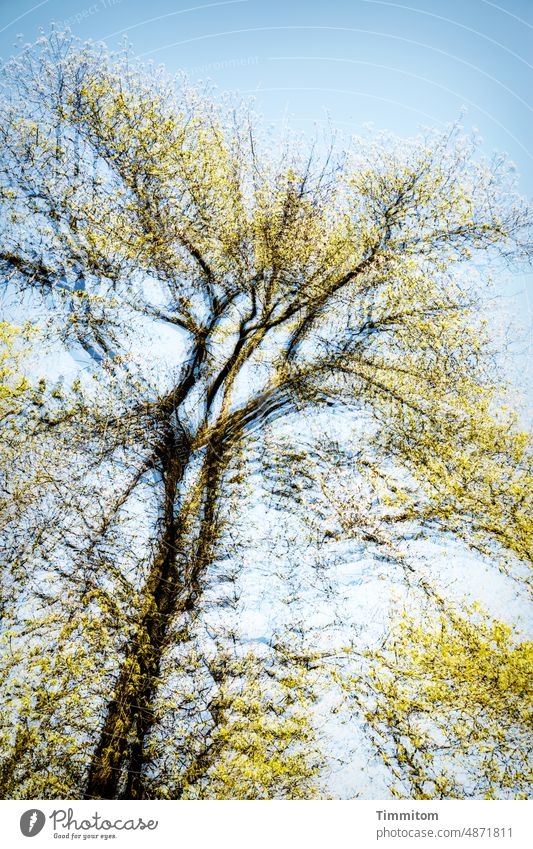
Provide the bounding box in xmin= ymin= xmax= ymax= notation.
xmin=0 ymin=31 xmax=531 ymax=800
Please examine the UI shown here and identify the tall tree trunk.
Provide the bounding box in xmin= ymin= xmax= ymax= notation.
xmin=84 ymin=435 xmax=224 ymax=799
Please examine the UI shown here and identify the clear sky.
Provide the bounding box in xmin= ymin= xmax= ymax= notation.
xmin=0 ymin=1 xmax=530 ymax=173
xmin=0 ymin=0 xmax=532 ymax=405
xmin=0 ymin=1 xmax=530 ymax=159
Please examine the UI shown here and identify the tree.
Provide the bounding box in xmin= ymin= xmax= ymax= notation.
xmin=0 ymin=320 xmax=38 ymax=591
xmin=338 ymin=602 xmax=532 ymax=799
xmin=0 ymin=31 xmax=531 ymax=800
xmin=0 ymin=321 xmax=32 ymax=550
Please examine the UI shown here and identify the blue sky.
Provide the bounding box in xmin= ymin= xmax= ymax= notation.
xmin=0 ymin=1 xmax=530 ymax=171
xmin=1 ymin=0 xmax=532 ymax=407
xmin=0 ymin=1 xmax=531 ymax=169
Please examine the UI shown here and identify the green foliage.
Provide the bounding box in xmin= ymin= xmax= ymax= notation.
xmin=179 ymin=651 xmax=322 ymax=800
xmin=0 ymin=323 xmax=29 ymax=406
xmin=0 ymin=31 xmax=531 ymax=800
